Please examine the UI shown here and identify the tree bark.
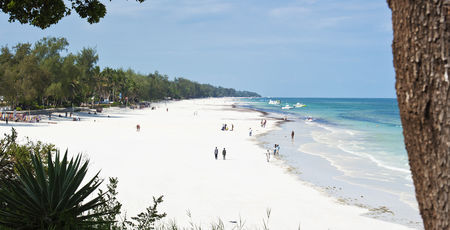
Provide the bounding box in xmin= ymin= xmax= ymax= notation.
xmin=387 ymin=1 xmax=450 ymax=229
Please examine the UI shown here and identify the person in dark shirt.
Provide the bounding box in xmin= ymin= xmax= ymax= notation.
xmin=222 ymin=148 xmax=227 ymax=160
xmin=214 ymin=147 xmax=219 ymax=160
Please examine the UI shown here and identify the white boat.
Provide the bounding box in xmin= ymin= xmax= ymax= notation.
xmin=294 ymin=102 xmax=306 ymax=108
xmin=268 ymin=99 xmax=281 ymax=105
xmin=281 ymin=104 xmax=292 ymax=110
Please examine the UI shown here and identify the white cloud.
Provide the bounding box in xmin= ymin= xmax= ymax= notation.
xmin=179 ymin=0 xmax=231 ymax=15
xmin=316 ymin=16 xmax=352 ymax=28
xmin=106 ymin=0 xmax=232 ymax=18
xmin=105 ymin=1 xmax=155 ymax=16
xmin=268 ymin=2 xmax=359 ymax=29
xmin=268 ymin=6 xmax=310 ymax=18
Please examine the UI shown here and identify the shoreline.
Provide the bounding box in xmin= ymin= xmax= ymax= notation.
xmin=235 ymin=100 xmax=422 ymax=229
xmin=0 ymin=98 xmax=416 ymax=229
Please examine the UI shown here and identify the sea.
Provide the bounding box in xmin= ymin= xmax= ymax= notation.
xmin=238 ymin=98 xmax=423 ymax=229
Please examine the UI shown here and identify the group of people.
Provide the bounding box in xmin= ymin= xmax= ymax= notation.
xmin=1 ymin=112 xmax=41 ymax=124
xmin=214 ymin=147 xmax=227 ymax=160
xmin=265 ymin=144 xmax=281 ymax=162
xmin=260 ymin=119 xmax=267 ymax=128
xmin=221 ymin=123 xmax=234 ymax=131
xmin=273 ymin=144 xmax=280 ymax=155
xmin=55 ymin=112 xmax=82 ymax=122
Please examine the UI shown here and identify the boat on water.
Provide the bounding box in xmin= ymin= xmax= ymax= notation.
xmin=268 ymin=99 xmax=281 ymax=105
xmin=294 ymin=102 xmax=306 ymax=108
xmin=281 ymin=104 xmax=292 ymax=110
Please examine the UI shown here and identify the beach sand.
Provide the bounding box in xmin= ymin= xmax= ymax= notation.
xmin=0 ymin=98 xmax=415 ymax=229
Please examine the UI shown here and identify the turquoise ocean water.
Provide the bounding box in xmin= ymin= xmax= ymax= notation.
xmin=239 ymin=98 xmax=422 ymax=229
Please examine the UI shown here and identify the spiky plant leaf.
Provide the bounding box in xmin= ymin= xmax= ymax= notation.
xmin=0 ymin=150 xmax=109 ymax=229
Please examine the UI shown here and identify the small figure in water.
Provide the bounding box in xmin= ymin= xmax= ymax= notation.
xmin=266 ymin=149 xmax=270 ymax=162
xmin=214 ymin=147 xmax=219 ymax=160
xmin=291 ymin=130 xmax=295 ymax=140
xmin=222 ymin=148 xmax=227 ymax=160
xmin=136 ymin=124 xmax=141 ymax=132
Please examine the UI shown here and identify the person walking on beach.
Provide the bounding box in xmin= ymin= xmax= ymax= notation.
xmin=249 ymin=128 xmax=253 ymax=136
xmin=273 ymin=144 xmax=277 ymax=155
xmin=214 ymin=147 xmax=219 ymax=160
xmin=136 ymin=124 xmax=141 ymax=132
xmin=266 ymin=149 xmax=270 ymax=162
xmin=222 ymin=148 xmax=227 ymax=160
xmin=231 ymin=124 xmax=234 ymax=131
xmin=291 ymin=130 xmax=295 ymax=141
xmin=276 ymin=144 xmax=280 ymax=155
xmin=5 ymin=117 xmax=8 ymax=124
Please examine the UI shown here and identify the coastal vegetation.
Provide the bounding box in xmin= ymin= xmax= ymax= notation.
xmin=0 ymin=150 xmax=107 ymax=229
xmin=0 ymin=37 xmax=260 ymax=110
xmin=0 ymin=128 xmax=55 ymax=183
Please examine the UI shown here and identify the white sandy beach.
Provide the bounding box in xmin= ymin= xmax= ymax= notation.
xmin=0 ymin=98 xmax=414 ymax=229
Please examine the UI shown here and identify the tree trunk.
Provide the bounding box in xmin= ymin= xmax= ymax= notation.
xmin=387 ymin=1 xmax=450 ymax=229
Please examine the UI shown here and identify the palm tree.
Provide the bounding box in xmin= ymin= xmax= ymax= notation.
xmin=0 ymin=150 xmax=108 ymax=229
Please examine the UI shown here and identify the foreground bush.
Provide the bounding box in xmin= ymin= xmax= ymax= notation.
xmin=0 ymin=150 xmax=108 ymax=229
xmin=0 ymin=128 xmax=55 ymax=183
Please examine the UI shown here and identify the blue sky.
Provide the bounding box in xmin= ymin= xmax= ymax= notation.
xmin=0 ymin=0 xmax=395 ymax=97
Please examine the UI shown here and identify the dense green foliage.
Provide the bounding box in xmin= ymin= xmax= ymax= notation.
xmin=0 ymin=128 xmax=55 ymax=183
xmin=0 ymin=0 xmax=144 ymax=29
xmin=0 ymin=150 xmax=108 ymax=229
xmin=129 ymin=196 xmax=166 ymax=230
xmin=89 ymin=177 xmax=124 ymax=230
xmin=0 ymin=37 xmax=260 ymax=110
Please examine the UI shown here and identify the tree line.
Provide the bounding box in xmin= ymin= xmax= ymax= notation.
xmin=0 ymin=37 xmax=260 ymax=110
